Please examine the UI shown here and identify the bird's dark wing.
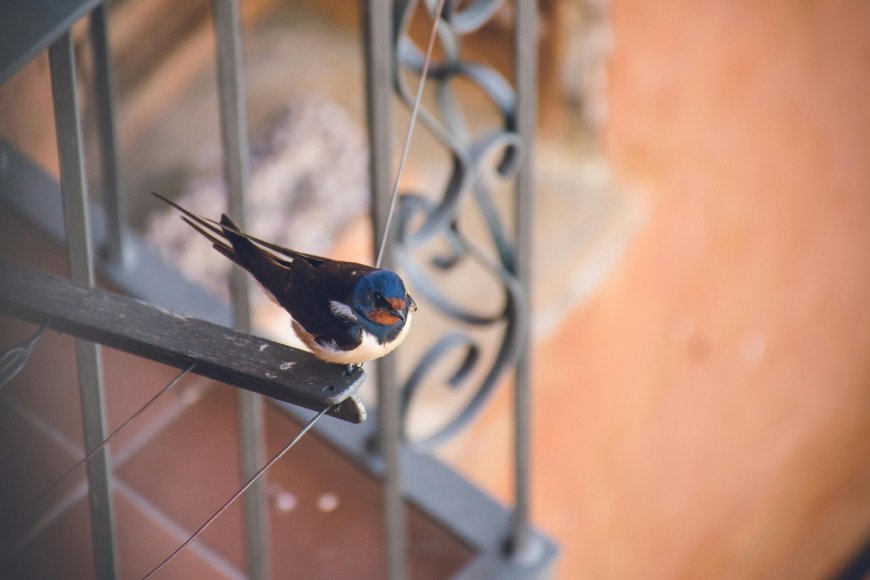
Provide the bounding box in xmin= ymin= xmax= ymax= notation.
xmin=265 ymin=252 xmax=373 ymax=349
xmin=153 ymin=192 xmax=374 ymax=351
xmin=214 ymin=214 xmax=367 ymax=351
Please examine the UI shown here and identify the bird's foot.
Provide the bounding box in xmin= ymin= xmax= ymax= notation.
xmin=344 ymin=363 xmax=363 ymax=376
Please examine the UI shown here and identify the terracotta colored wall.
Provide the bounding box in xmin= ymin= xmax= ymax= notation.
xmin=546 ymin=0 xmax=870 ymax=577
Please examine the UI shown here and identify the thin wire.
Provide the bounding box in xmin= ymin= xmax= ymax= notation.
xmin=15 ymin=364 xmax=196 ymax=521
xmin=0 ymin=321 xmax=50 ymax=390
xmin=142 ymin=404 xmax=332 ymax=579
xmin=375 ymin=0 xmax=446 ymax=269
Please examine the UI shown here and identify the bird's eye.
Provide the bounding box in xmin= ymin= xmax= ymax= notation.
xmin=373 ymin=292 xmax=384 ymax=302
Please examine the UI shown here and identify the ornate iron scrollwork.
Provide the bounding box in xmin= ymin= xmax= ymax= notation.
xmin=391 ymin=0 xmax=528 ymax=451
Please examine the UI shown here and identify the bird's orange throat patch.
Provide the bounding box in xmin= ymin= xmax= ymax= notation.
xmin=369 ymin=309 xmax=403 ymax=326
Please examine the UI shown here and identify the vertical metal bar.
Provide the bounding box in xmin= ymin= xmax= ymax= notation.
xmin=510 ymin=0 xmax=537 ymax=562
xmin=89 ymin=4 xmax=129 ymax=267
xmin=211 ymin=1 xmax=270 ymax=579
xmin=48 ymin=31 xmax=119 ymax=580
xmin=361 ymin=1 xmax=407 ymax=578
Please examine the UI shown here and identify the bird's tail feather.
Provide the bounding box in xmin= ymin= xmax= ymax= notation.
xmin=153 ymin=191 xmax=295 ymax=308
xmin=217 ymin=214 xmax=284 ymax=271
xmin=152 ymin=191 xmax=325 ymax=267
xmin=182 ymin=216 xmax=242 ymax=266
xmin=151 ymin=192 xmax=244 ymax=266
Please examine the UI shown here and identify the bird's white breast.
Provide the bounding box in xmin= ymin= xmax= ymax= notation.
xmin=292 ymin=305 xmax=413 ymax=365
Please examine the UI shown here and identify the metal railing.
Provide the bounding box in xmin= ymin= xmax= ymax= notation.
xmin=0 ymin=0 xmax=558 ymax=578
xmin=49 ymin=24 xmax=118 ymax=578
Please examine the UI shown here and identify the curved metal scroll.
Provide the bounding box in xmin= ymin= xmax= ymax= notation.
xmin=391 ymin=0 xmax=528 ymax=451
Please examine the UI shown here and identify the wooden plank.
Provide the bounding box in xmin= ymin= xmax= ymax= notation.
xmin=0 ymin=262 xmax=367 ymax=423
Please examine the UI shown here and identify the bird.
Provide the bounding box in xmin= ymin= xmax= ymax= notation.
xmin=152 ymin=192 xmax=416 ymax=366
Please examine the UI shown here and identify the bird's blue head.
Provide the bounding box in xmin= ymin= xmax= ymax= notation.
xmin=352 ymin=269 xmax=416 ymax=333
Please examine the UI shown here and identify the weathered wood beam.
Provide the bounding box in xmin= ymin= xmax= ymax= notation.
xmin=0 ymin=262 xmax=367 ymax=423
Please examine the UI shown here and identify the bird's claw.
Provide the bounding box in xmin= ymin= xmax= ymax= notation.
xmin=344 ymin=363 xmax=362 ymax=376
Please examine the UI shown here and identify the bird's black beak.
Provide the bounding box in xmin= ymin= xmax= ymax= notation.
xmin=384 ymin=296 xmax=412 ymax=323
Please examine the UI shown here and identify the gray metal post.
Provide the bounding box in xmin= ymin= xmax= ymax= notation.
xmin=510 ymin=0 xmax=538 ymax=562
xmin=211 ymin=1 xmax=270 ymax=578
xmin=48 ymin=30 xmax=119 ymax=580
xmin=362 ymin=0 xmax=407 ymax=578
xmin=89 ymin=4 xmax=129 ymax=267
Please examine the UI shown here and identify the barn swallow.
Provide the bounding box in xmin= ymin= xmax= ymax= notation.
xmin=152 ymin=192 xmax=416 ymax=366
